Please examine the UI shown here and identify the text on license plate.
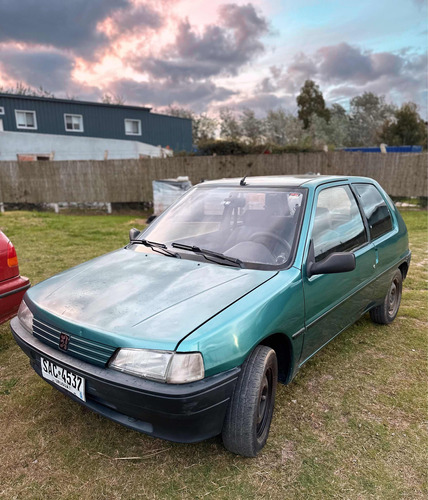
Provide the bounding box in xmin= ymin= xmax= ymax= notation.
xmin=41 ymin=357 xmax=86 ymax=401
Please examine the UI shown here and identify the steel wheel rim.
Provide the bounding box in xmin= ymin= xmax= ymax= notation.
xmin=257 ymin=367 xmax=273 ymax=437
xmin=387 ymin=278 xmax=400 ymax=317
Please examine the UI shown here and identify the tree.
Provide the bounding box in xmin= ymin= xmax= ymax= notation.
xmin=196 ymin=113 xmax=217 ymax=142
xmin=101 ymin=93 xmax=126 ymax=105
xmin=264 ymin=108 xmax=288 ymax=145
xmin=348 ymin=92 xmax=395 ymax=146
xmin=0 ymin=82 xmax=55 ymax=98
xmin=219 ymin=108 xmax=242 ymax=141
xmin=167 ymin=106 xmax=216 ymax=144
xmin=310 ymin=104 xmax=351 ymax=147
xmin=239 ymin=108 xmax=264 ymax=145
xmin=380 ymin=102 xmax=427 ymax=147
xmin=296 ymin=80 xmax=330 ymax=129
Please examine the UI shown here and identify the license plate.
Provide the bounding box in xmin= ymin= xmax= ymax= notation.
xmin=41 ymin=357 xmax=86 ymax=401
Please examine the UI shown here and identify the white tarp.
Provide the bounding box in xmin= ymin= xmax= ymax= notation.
xmin=152 ymin=177 xmax=192 ymax=215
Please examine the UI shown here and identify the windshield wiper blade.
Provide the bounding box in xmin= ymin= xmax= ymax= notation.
xmin=171 ymin=243 xmax=243 ymax=268
xmin=130 ymin=239 xmax=181 ymax=259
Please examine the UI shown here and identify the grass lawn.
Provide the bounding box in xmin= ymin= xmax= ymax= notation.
xmin=0 ymin=210 xmax=426 ymax=499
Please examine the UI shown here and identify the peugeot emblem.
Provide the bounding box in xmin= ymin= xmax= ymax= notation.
xmin=59 ymin=333 xmax=70 ymax=351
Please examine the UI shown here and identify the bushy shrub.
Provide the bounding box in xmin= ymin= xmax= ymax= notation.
xmin=193 ymin=140 xmax=320 ymax=156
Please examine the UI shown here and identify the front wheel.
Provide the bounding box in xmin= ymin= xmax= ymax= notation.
xmin=222 ymin=345 xmax=278 ymax=457
xmin=370 ymin=269 xmax=403 ymax=324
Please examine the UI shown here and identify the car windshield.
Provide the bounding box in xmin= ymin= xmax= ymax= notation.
xmin=140 ymin=186 xmax=306 ymax=268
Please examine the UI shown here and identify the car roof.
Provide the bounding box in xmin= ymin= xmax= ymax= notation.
xmin=198 ymin=175 xmax=352 ymax=188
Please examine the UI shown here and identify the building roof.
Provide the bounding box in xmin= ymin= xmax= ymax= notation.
xmin=0 ymin=92 xmax=152 ymax=112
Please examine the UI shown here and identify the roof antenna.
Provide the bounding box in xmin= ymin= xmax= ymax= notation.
xmin=240 ymin=163 xmax=253 ymax=186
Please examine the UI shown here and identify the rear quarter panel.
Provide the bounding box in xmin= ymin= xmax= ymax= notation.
xmin=370 ymin=185 xmax=410 ymax=303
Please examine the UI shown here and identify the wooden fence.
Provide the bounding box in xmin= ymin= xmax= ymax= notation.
xmin=0 ymin=152 xmax=426 ymax=203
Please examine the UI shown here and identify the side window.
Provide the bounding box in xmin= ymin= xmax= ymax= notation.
xmin=312 ymin=185 xmax=367 ymax=262
xmin=354 ymin=184 xmax=393 ymax=240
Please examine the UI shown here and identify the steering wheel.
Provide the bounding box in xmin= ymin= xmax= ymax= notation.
xmin=249 ymin=231 xmax=292 ymax=259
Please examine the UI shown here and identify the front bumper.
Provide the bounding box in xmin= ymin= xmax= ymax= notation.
xmin=11 ymin=317 xmax=240 ymax=443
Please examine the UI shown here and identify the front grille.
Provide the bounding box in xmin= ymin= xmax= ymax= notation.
xmin=33 ymin=318 xmax=116 ymax=367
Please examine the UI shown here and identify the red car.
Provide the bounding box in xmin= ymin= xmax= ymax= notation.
xmin=0 ymin=231 xmax=30 ymax=324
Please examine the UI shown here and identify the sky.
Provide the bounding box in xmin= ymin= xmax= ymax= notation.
xmin=0 ymin=0 xmax=426 ymax=117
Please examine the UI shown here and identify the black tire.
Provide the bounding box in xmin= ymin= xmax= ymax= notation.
xmin=222 ymin=345 xmax=278 ymax=457
xmin=370 ymin=269 xmax=403 ymax=324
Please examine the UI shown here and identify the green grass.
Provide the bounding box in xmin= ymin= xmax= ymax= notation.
xmin=0 ymin=210 xmax=426 ymax=499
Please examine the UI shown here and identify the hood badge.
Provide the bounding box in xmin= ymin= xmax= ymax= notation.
xmin=59 ymin=333 xmax=70 ymax=351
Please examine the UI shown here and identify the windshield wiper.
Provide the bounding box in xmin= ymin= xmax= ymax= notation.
xmin=130 ymin=239 xmax=181 ymax=259
xmin=171 ymin=243 xmax=243 ymax=268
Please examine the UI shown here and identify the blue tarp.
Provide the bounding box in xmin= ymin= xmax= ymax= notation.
xmin=342 ymin=146 xmax=423 ymax=153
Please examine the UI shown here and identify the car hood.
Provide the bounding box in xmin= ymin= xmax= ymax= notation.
xmin=26 ymin=248 xmax=277 ymax=350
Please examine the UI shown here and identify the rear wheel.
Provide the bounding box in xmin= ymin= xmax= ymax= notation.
xmin=370 ymin=269 xmax=402 ymax=324
xmin=222 ymin=345 xmax=278 ymax=457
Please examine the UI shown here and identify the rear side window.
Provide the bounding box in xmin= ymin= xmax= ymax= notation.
xmin=312 ymin=185 xmax=367 ymax=262
xmin=354 ymin=184 xmax=393 ymax=240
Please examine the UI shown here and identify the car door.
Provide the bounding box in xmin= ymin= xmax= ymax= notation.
xmin=300 ymin=183 xmax=375 ymax=363
xmin=353 ymin=183 xmax=396 ymax=300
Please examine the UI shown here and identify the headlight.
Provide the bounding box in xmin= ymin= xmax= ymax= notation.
xmin=18 ymin=300 xmax=33 ymax=333
xmin=109 ymin=348 xmax=204 ymax=384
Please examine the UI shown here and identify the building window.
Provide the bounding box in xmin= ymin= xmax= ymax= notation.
xmin=64 ymin=114 xmax=84 ymax=132
xmin=0 ymin=107 xmax=4 ymax=115
xmin=15 ymin=110 xmax=37 ymax=130
xmin=17 ymin=154 xmax=52 ymax=161
xmin=125 ymin=119 xmax=141 ymax=136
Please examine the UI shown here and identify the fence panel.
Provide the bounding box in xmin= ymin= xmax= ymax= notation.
xmin=0 ymin=152 xmax=426 ymax=203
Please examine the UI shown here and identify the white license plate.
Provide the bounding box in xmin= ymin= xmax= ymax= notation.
xmin=41 ymin=357 xmax=86 ymax=401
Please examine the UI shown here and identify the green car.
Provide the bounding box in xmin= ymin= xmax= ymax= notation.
xmin=11 ymin=175 xmax=410 ymax=457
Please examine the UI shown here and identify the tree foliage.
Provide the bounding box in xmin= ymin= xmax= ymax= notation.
xmin=297 ymin=80 xmax=330 ymax=129
xmin=239 ymin=108 xmax=264 ymax=145
xmin=219 ymin=108 xmax=241 ymax=141
xmin=101 ymin=93 xmax=126 ymax=105
xmin=167 ymin=106 xmax=217 ymax=143
xmin=380 ymin=102 xmax=427 ymax=147
xmin=348 ymin=92 xmax=396 ymax=146
xmin=0 ymin=82 xmax=55 ymax=98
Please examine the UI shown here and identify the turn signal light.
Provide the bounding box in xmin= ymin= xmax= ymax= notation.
xmin=7 ymin=242 xmax=18 ymax=267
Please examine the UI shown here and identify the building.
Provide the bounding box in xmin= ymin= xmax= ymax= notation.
xmin=0 ymin=93 xmax=192 ymax=160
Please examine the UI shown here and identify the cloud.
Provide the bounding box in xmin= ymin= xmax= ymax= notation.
xmin=256 ymin=43 xmax=427 ymax=115
xmin=106 ymin=2 xmax=163 ymax=37
xmin=226 ymin=93 xmax=295 ymax=116
xmin=133 ymin=3 xmax=269 ymax=81
xmin=111 ymin=78 xmax=236 ymax=111
xmin=0 ymin=48 xmax=75 ymax=92
xmin=317 ymin=43 xmax=374 ymax=83
xmin=0 ymin=0 xmax=162 ymax=58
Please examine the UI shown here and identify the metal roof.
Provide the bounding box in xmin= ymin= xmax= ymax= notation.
xmin=0 ymin=92 xmax=153 ymax=112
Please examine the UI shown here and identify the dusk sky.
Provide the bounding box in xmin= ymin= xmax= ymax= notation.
xmin=0 ymin=0 xmax=426 ymax=117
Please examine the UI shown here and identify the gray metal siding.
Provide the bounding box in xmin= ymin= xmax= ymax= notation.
xmin=0 ymin=96 xmax=192 ymax=151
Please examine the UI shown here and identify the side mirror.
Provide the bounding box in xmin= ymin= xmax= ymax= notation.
xmin=307 ymin=240 xmax=356 ymax=278
xmin=129 ymin=228 xmax=140 ymax=242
